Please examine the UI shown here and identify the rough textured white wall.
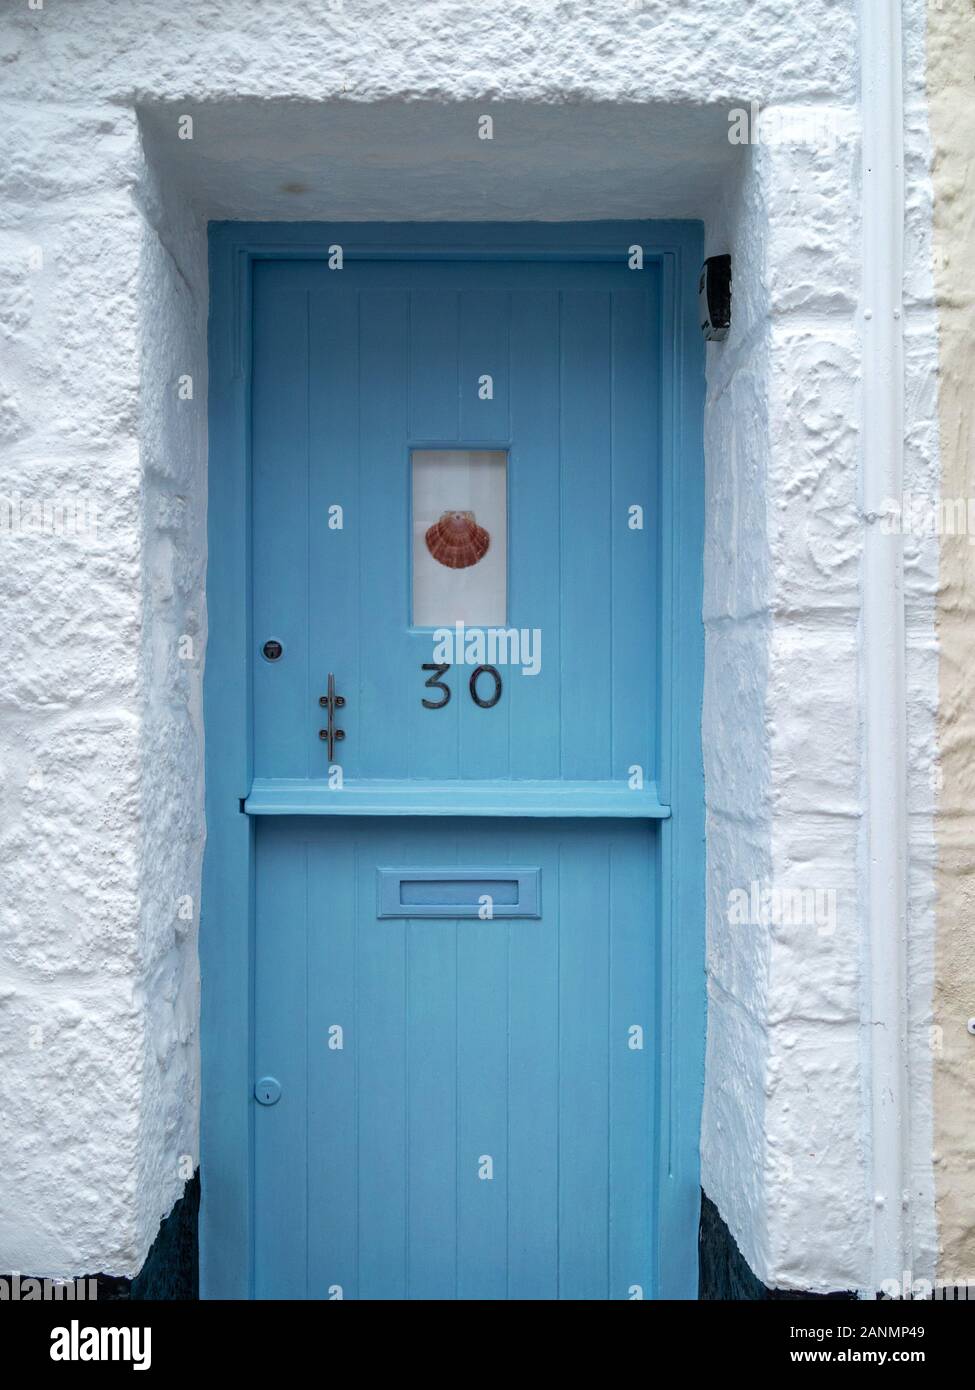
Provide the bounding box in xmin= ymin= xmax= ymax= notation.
xmin=0 ymin=0 xmax=939 ymax=1288
xmin=132 ymin=150 xmax=208 ymax=1265
xmin=0 ymin=95 xmax=207 ymax=1271
xmin=0 ymin=101 xmax=202 ymax=1273
xmin=701 ymin=0 xmax=941 ymax=1290
xmin=701 ymin=110 xmax=877 ymax=1291
xmin=0 ymin=1 xmax=857 ymax=107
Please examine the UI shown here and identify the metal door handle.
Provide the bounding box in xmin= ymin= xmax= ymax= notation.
xmin=318 ymin=672 xmax=346 ymax=761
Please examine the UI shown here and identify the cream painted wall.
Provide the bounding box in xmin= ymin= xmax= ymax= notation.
xmin=928 ymin=0 xmax=975 ymax=1283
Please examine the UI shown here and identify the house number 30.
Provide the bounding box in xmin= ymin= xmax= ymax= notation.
xmin=421 ymin=663 xmax=503 ymax=709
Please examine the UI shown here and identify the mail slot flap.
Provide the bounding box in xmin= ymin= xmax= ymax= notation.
xmin=377 ymin=867 xmax=541 ymax=919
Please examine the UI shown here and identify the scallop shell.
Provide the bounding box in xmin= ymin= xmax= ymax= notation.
xmin=424 ymin=510 xmax=490 ymax=569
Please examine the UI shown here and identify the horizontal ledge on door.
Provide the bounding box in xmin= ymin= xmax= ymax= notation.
xmin=243 ymin=779 xmax=671 ymax=819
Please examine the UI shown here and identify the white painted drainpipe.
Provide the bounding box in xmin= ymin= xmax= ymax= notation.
xmin=860 ymin=0 xmax=909 ymax=1295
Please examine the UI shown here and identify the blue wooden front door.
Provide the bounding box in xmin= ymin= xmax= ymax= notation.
xmin=229 ymin=235 xmax=703 ymax=1300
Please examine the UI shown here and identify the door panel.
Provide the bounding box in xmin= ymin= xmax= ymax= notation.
xmin=249 ymin=253 xmax=666 ymax=1300
xmin=251 ymin=260 xmax=661 ymax=785
xmin=254 ymin=818 xmax=657 ymax=1300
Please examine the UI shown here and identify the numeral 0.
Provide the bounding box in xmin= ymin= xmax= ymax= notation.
xmin=469 ymin=665 xmax=502 ymax=708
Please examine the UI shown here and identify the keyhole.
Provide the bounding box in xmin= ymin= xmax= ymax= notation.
xmin=255 ymin=1075 xmax=281 ymax=1105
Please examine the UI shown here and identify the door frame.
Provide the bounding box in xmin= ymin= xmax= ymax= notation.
xmin=202 ymin=221 xmax=706 ymax=1299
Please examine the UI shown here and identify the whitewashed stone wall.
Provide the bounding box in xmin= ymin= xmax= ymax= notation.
xmin=702 ymin=111 xmax=877 ymax=1291
xmin=0 ymin=101 xmax=206 ymax=1272
xmin=0 ymin=0 xmax=938 ymax=1290
xmin=132 ymin=149 xmax=208 ymax=1266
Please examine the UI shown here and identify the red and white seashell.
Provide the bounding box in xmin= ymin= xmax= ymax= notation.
xmin=424 ymin=510 xmax=490 ymax=569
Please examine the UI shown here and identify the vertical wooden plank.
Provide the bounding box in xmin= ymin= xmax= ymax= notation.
xmin=201 ymin=226 xmax=254 ymax=1298
xmin=455 ymin=820 xmax=509 ymax=1299
xmin=406 ymin=465 xmax=461 ymax=782
xmin=611 ymin=283 xmax=658 ymax=783
xmin=506 ymin=824 xmax=559 ymax=1298
xmin=409 ymin=284 xmax=465 ymax=781
xmin=656 ymin=235 xmax=707 ymax=1299
xmin=459 ymin=674 xmax=509 ymax=779
xmin=306 ymin=824 xmax=358 ymax=1299
xmin=404 ymin=842 xmax=459 ymax=1298
xmin=608 ymin=825 xmax=656 ymax=1299
xmin=456 ymin=290 xmax=506 ymax=442
xmin=558 ymin=825 xmax=611 ymax=1298
xmin=458 ymin=287 xmax=509 ymax=441
xmin=358 ymin=289 xmax=412 ymax=778
xmin=560 ymin=290 xmax=613 ymax=779
xmin=456 ymin=288 xmax=511 ymax=778
xmin=308 ymin=285 xmax=360 ymax=780
xmin=253 ymin=823 xmax=309 ymax=1297
xmin=405 ymin=630 xmax=462 ymax=780
xmin=355 ymin=824 xmax=409 ymax=1299
xmin=251 ymin=266 xmax=311 ymax=777
xmin=507 ymin=287 xmax=561 ymax=779
xmin=409 ymin=289 xmax=459 ymax=441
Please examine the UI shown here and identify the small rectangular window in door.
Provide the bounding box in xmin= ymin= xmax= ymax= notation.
xmin=412 ymin=449 xmax=507 ymax=627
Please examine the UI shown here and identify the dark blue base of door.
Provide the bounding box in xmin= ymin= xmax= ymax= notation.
xmin=15 ymin=1171 xmax=202 ymax=1302
xmin=698 ymin=1192 xmax=853 ymax=1301
xmin=124 ymin=1170 xmax=200 ymax=1299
